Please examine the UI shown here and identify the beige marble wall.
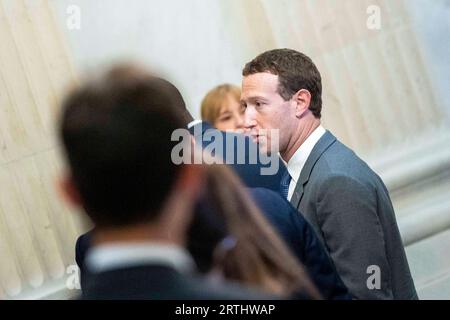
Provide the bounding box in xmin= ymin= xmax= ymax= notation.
xmin=0 ymin=0 xmax=84 ymax=299
xmin=227 ymin=0 xmax=447 ymax=156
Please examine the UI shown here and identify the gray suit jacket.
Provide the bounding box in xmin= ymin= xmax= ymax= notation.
xmin=290 ymin=130 xmax=417 ymax=299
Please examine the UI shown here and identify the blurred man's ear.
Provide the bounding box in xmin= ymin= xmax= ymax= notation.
xmin=160 ymin=164 xmax=205 ymax=243
xmin=58 ymin=175 xmax=83 ymax=209
xmin=178 ymin=164 xmax=204 ymax=194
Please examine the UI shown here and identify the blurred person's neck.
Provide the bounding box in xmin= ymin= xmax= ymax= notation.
xmin=93 ymin=223 xmax=185 ymax=247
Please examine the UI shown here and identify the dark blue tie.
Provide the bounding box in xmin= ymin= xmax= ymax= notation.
xmin=280 ymin=170 xmax=292 ymax=199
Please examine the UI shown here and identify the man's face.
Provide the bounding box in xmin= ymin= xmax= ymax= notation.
xmin=241 ymin=72 xmax=296 ymax=154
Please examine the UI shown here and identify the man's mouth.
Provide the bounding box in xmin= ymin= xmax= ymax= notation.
xmin=243 ymin=129 xmax=263 ymax=143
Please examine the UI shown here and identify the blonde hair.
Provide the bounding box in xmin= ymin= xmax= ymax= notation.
xmin=200 ymin=84 xmax=241 ymax=124
xmin=202 ymin=163 xmax=322 ymax=299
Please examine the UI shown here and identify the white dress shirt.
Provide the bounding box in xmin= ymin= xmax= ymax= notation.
xmin=281 ymin=125 xmax=326 ymax=200
xmin=85 ymin=242 xmax=195 ymax=274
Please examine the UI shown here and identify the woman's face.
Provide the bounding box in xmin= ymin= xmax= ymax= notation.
xmin=214 ymin=95 xmax=245 ymax=133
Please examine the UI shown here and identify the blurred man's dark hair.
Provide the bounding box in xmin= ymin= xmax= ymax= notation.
xmin=59 ymin=64 xmax=187 ymax=227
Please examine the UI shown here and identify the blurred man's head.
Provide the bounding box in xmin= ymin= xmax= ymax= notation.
xmin=241 ymin=49 xmax=322 ymax=160
xmin=59 ymin=64 xmax=201 ymax=235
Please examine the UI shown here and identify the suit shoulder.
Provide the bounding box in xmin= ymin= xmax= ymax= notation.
xmin=82 ymin=266 xmax=275 ymax=300
xmin=249 ymin=188 xmax=298 ymax=220
xmin=249 ymin=187 xmax=283 ymax=202
xmin=313 ymin=140 xmax=380 ymax=186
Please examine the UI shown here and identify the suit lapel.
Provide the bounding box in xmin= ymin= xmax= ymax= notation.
xmin=290 ymin=130 xmax=337 ymax=209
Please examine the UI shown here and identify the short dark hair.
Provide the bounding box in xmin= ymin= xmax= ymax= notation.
xmin=242 ymin=48 xmax=322 ymax=118
xmin=59 ymin=65 xmax=186 ymax=227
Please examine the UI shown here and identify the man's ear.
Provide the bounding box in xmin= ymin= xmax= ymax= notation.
xmin=58 ymin=175 xmax=83 ymax=209
xmin=294 ymin=89 xmax=312 ymax=118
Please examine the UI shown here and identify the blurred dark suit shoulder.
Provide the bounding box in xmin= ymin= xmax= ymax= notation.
xmin=188 ymin=121 xmax=286 ymax=192
xmin=81 ymin=264 xmax=275 ymax=300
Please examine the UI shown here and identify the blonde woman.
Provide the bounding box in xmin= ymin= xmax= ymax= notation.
xmin=201 ymin=84 xmax=245 ymax=133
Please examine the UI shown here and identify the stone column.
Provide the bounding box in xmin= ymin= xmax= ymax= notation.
xmin=0 ymin=0 xmax=84 ymax=299
xmin=256 ymin=0 xmax=446 ymax=155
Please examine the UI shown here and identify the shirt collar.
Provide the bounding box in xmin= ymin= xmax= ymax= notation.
xmin=85 ymin=242 xmax=196 ymax=274
xmin=282 ymin=125 xmax=326 ymax=183
xmin=187 ymin=119 xmax=203 ymax=129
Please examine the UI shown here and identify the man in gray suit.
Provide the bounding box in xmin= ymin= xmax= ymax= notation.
xmin=240 ymin=48 xmax=417 ymax=299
